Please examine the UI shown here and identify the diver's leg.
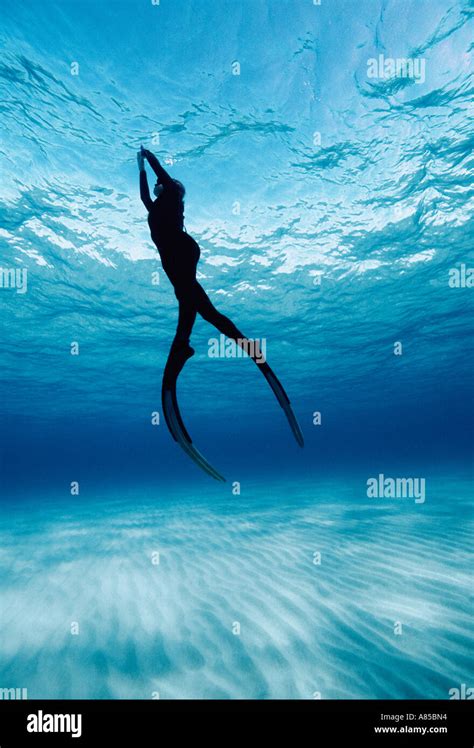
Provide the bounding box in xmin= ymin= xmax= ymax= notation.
xmin=161 ymin=232 xmax=200 ymax=387
xmin=193 ymin=282 xmax=265 ymax=363
xmin=167 ymin=234 xmax=200 ymax=349
xmin=179 ymin=281 xmax=304 ymax=447
xmin=193 ymin=282 xmax=304 ymax=446
xmin=194 ymin=282 xmax=243 ymax=337
xmin=173 ymin=295 xmax=197 ymax=347
xmin=163 ymin=283 xmax=198 ymax=388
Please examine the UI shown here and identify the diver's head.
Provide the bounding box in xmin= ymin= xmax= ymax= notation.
xmin=153 ymin=179 xmax=185 ymax=200
xmin=173 ymin=179 xmax=186 ymax=199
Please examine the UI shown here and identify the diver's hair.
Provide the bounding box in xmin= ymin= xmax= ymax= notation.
xmin=173 ymin=179 xmax=186 ymax=198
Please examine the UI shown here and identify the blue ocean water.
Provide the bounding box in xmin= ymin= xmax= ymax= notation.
xmin=0 ymin=0 xmax=473 ymax=699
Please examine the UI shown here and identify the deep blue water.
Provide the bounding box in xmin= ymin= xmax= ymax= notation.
xmin=0 ymin=0 xmax=473 ymax=699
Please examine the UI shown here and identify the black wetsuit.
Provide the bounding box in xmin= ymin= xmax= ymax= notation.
xmin=140 ymin=152 xmax=245 ymax=349
xmin=139 ymin=151 xmax=304 ymax=478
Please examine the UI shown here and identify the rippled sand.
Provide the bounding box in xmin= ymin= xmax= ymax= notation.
xmin=0 ymin=476 xmax=471 ymax=699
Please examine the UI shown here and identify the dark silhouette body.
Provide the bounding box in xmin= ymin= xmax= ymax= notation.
xmin=138 ymin=147 xmax=303 ymax=481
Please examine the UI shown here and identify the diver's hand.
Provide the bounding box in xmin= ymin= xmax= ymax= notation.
xmin=137 ymin=150 xmax=145 ymax=171
xmin=143 ymin=148 xmax=159 ymax=164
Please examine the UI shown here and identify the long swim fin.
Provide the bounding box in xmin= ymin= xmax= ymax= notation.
xmin=160 ymin=341 xmax=303 ymax=482
xmin=258 ymin=360 xmax=305 ymax=447
xmin=161 ymin=346 xmax=226 ymax=482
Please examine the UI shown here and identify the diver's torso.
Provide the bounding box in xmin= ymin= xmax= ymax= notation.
xmin=148 ymin=209 xmax=200 ymax=287
xmin=147 ymin=187 xmax=201 ymax=286
xmin=148 ymin=192 xmax=184 ymax=245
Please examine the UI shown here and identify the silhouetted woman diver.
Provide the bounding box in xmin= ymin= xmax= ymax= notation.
xmin=137 ymin=146 xmax=303 ymax=481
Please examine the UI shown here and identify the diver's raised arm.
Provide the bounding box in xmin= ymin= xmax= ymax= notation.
xmin=142 ymin=148 xmax=174 ymax=188
xmin=137 ymin=150 xmax=153 ymax=211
